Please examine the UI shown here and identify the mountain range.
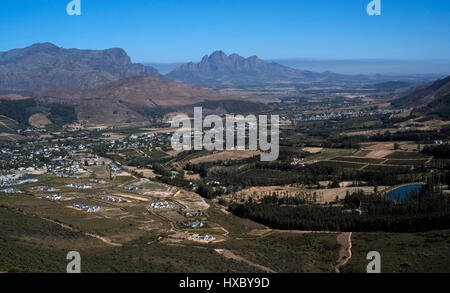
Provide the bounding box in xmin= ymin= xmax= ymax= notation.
xmin=166 ymin=51 xmax=326 ymax=87
xmin=0 ymin=43 xmax=440 ymax=93
xmin=165 ymin=51 xmax=443 ymax=87
xmin=0 ymin=43 xmax=448 ymax=127
xmin=0 ymin=43 xmax=159 ymax=92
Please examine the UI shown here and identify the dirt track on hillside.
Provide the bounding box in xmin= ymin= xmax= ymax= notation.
xmin=334 ymin=232 xmax=353 ymax=273
xmin=214 ymin=249 xmax=277 ymax=273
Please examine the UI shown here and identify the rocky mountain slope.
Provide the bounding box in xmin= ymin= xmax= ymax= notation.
xmin=36 ymin=75 xmax=260 ymax=124
xmin=0 ymin=43 xmax=160 ymax=92
xmin=166 ymin=51 xmax=326 ymax=87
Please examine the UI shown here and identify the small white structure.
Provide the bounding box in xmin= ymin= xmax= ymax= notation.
xmin=45 ymin=194 xmax=62 ymax=201
xmin=0 ymin=188 xmax=23 ymax=194
xmin=73 ymin=203 xmax=100 ymax=212
xmin=66 ymin=183 xmax=91 ymax=189
xmin=100 ymin=195 xmax=125 ymax=203
xmin=124 ymin=185 xmax=138 ymax=191
xmin=190 ymin=234 xmax=216 ymax=243
xmin=187 ymin=220 xmax=204 ymax=228
xmin=150 ymin=201 xmax=171 ymax=209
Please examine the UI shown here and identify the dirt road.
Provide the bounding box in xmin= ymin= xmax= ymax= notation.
xmin=42 ymin=217 xmax=123 ymax=247
xmin=334 ymin=232 xmax=353 ymax=273
xmin=215 ymin=249 xmax=277 ymax=273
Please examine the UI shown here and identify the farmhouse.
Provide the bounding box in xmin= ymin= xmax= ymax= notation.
xmin=72 ymin=203 xmax=100 ymax=213
xmin=45 ymin=194 xmax=62 ymax=201
xmin=190 ymin=233 xmax=216 ymax=243
xmin=124 ymin=184 xmax=138 ymax=191
xmin=100 ymin=195 xmax=125 ymax=203
xmin=187 ymin=220 xmax=204 ymax=228
xmin=150 ymin=201 xmax=171 ymax=209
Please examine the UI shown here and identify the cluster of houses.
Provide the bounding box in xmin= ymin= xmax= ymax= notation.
xmin=43 ymin=186 xmax=56 ymax=192
xmin=0 ymin=173 xmax=38 ymax=187
xmin=190 ymin=234 xmax=216 ymax=243
xmin=0 ymin=173 xmax=22 ymax=183
xmin=107 ymin=162 xmax=122 ymax=175
xmin=72 ymin=203 xmax=101 ymax=213
xmin=103 ymin=132 xmax=169 ymax=152
xmin=0 ymin=144 xmax=68 ymax=170
xmin=0 ymin=142 xmax=94 ymax=177
xmin=46 ymin=164 xmax=87 ymax=178
xmin=100 ymin=195 xmax=125 ymax=203
xmin=294 ymin=108 xmax=404 ymax=122
xmin=124 ymin=185 xmax=139 ymax=191
xmin=0 ymin=188 xmax=23 ymax=194
xmin=150 ymin=201 xmax=171 ymax=209
xmin=65 ymin=183 xmax=91 ymax=189
xmin=44 ymin=194 xmax=62 ymax=201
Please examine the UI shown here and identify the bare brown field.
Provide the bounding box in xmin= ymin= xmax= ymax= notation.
xmin=0 ymin=93 xmax=29 ymax=100
xmin=0 ymin=132 xmax=23 ymax=141
xmin=360 ymin=142 xmax=395 ymax=158
xmin=343 ymin=128 xmax=397 ymax=137
xmin=125 ymin=166 xmax=157 ymax=178
xmin=101 ymin=132 xmax=127 ymax=140
xmin=302 ymin=147 xmax=323 ymax=154
xmin=174 ymin=190 xmax=210 ymax=210
xmin=398 ymin=117 xmax=450 ymax=131
xmin=114 ymin=193 xmax=150 ymax=202
xmin=189 ymin=150 xmax=260 ymax=164
xmin=28 ymin=113 xmax=51 ymax=128
xmin=214 ymin=249 xmax=276 ymax=273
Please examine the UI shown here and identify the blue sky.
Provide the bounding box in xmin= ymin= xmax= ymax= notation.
xmin=0 ymin=0 xmax=449 ymax=63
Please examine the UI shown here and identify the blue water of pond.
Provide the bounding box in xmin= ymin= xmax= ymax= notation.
xmin=385 ymin=184 xmax=424 ymax=202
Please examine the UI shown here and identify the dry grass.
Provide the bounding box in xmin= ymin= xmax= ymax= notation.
xmin=302 ymin=147 xmax=323 ymax=154
xmin=360 ymin=142 xmax=395 ymax=158
xmin=28 ymin=113 xmax=51 ymax=128
xmin=189 ymin=150 xmax=260 ymax=164
xmin=174 ymin=190 xmax=210 ymax=210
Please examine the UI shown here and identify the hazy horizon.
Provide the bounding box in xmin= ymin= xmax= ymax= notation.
xmin=146 ymin=57 xmax=450 ymax=75
xmin=1 ymin=0 xmax=449 ymax=63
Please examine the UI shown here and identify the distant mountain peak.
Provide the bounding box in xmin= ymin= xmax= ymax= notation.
xmin=0 ymin=43 xmax=160 ymax=92
xmin=29 ymin=42 xmax=59 ymax=49
xmin=210 ymin=50 xmax=227 ymax=57
xmin=167 ymin=50 xmax=308 ymax=86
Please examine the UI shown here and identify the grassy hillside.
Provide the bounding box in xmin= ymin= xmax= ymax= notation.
xmin=0 ymin=98 xmax=76 ymax=127
xmin=342 ymin=230 xmax=450 ymax=273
